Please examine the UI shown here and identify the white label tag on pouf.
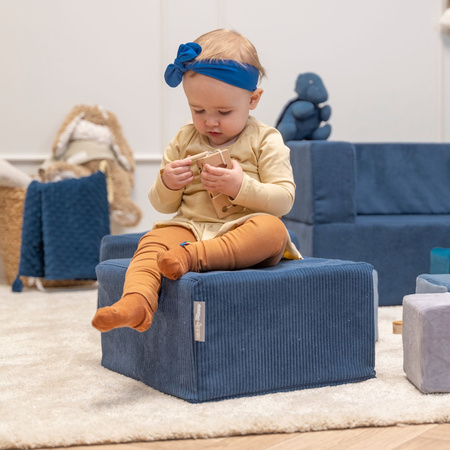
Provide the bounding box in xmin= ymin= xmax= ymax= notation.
xmin=193 ymin=301 xmax=205 ymax=342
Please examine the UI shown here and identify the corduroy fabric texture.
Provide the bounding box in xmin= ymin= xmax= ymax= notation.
xmin=97 ymin=257 xmax=375 ymax=403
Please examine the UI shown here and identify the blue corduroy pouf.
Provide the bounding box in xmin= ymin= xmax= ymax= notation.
xmin=97 ymin=257 xmax=376 ymax=403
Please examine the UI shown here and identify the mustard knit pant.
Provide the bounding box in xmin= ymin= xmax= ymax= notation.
xmin=92 ymin=215 xmax=288 ymax=332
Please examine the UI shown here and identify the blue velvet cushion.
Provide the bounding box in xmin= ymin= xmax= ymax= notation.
xmin=285 ymin=141 xmax=356 ymax=224
xmin=97 ymin=257 xmax=375 ymax=402
xmin=283 ymin=140 xmax=450 ymax=306
xmin=284 ymin=214 xmax=450 ymax=306
xmin=355 ymin=143 xmax=450 ymax=214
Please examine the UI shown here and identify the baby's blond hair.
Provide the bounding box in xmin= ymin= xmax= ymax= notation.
xmin=193 ymin=29 xmax=266 ymax=81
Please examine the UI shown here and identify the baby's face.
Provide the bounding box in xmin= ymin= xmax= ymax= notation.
xmin=183 ymin=72 xmax=261 ymax=147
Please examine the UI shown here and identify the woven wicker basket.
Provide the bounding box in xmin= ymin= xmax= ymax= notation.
xmin=0 ymin=186 xmax=27 ymax=284
xmin=0 ymin=186 xmax=94 ymax=288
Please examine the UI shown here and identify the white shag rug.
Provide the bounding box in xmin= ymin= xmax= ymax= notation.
xmin=1 ymin=284 xmax=450 ymax=450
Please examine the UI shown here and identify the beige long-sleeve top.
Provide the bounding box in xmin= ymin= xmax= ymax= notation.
xmin=149 ymin=116 xmax=301 ymax=259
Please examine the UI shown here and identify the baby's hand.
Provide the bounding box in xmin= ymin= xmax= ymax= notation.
xmin=162 ymin=157 xmax=194 ymax=190
xmin=201 ymin=159 xmax=243 ymax=199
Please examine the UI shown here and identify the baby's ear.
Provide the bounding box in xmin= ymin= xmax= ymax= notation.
xmin=249 ymin=88 xmax=263 ymax=110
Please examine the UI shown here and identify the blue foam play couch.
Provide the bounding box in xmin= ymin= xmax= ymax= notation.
xmin=282 ymin=141 xmax=450 ymax=306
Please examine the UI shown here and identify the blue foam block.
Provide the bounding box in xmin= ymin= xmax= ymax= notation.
xmin=416 ymin=273 xmax=450 ymax=293
xmin=430 ymin=247 xmax=450 ymax=274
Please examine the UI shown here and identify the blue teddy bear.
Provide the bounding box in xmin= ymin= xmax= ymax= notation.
xmin=276 ymin=72 xmax=331 ymax=142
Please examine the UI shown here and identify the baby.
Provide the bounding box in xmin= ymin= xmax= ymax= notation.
xmin=92 ymin=28 xmax=301 ymax=333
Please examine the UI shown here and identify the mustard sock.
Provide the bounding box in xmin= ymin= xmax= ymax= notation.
xmin=91 ymin=293 xmax=153 ymax=332
xmin=157 ymin=244 xmax=194 ymax=280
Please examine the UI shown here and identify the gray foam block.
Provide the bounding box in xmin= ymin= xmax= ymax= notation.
xmin=403 ymin=293 xmax=450 ymax=393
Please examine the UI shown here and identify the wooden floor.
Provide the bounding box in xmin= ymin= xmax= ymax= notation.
xmin=51 ymin=423 xmax=450 ymax=450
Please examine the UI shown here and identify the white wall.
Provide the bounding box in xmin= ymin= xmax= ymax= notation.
xmin=1 ymin=0 xmax=449 ymax=242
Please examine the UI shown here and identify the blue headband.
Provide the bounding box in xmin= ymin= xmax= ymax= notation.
xmin=164 ymin=42 xmax=259 ymax=92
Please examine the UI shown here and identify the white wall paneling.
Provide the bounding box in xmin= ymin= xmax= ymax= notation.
xmin=1 ymin=0 xmax=450 ymax=251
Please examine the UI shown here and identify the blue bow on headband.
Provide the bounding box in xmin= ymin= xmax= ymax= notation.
xmin=164 ymin=42 xmax=259 ymax=92
xmin=164 ymin=42 xmax=202 ymax=88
